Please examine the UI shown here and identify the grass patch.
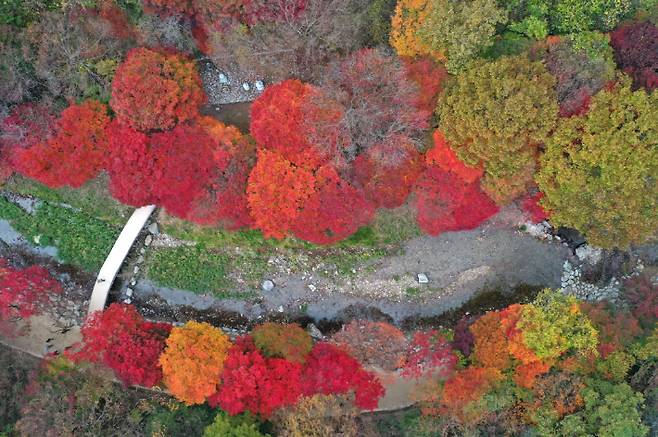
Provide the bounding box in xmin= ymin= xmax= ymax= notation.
xmin=4 ymin=174 xmax=133 ymax=226
xmin=0 ymin=195 xmax=120 ymax=271
xmin=146 ymin=245 xmax=239 ymax=298
xmin=405 ymin=286 xmax=423 ymax=297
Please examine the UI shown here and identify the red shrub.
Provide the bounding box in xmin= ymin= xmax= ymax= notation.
xmin=414 ymin=166 xmax=498 ymax=236
xmin=403 ymin=56 xmax=448 ymax=113
xmin=149 ymin=122 xmax=218 ymax=218
xmin=424 ymin=131 xmax=483 ymax=184
xmin=0 ymin=259 xmax=62 ymax=336
xmin=351 ymin=138 xmax=424 ymax=209
xmin=623 ymin=273 xmax=658 ymax=328
xmin=185 ymin=117 xmax=255 ymax=230
xmin=209 ymin=336 xmax=303 ymax=418
xmin=106 ymin=120 xmax=159 ymax=207
xmin=301 ymin=342 xmax=384 ymax=410
xmin=250 ymin=80 xmax=341 ymax=170
xmin=581 ymin=302 xmax=642 ymax=357
xmin=521 ymin=191 xmax=549 ymax=222
xmin=71 ymin=304 xmax=171 ymax=387
xmin=96 ymin=0 xmax=135 ymax=39
xmin=402 ymin=330 xmax=457 ymax=379
xmin=611 ymin=21 xmax=658 ymax=91
xmin=246 ymin=149 xmax=316 ymax=239
xmin=291 ymin=165 xmax=374 ymax=244
xmin=110 ymin=47 xmax=206 ymax=132
xmin=11 ymin=100 xmax=109 ymax=188
xmin=1 ymin=103 xmax=57 ymax=184
xmin=331 ymin=320 xmax=408 ymax=371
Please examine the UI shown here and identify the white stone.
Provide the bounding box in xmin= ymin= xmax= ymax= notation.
xmin=144 ymin=235 xmax=153 ymax=246
xmin=417 ymin=273 xmax=429 ymax=284
xmin=148 ymin=222 xmax=159 ymax=235
xmin=307 ymin=323 xmax=323 ymax=340
xmin=218 ymin=73 xmax=229 ymax=84
xmin=261 ymin=279 xmax=275 ymax=292
xmin=575 ymin=245 xmax=602 ymax=265
xmin=277 ymin=305 xmax=284 ymax=313
xmin=242 ymin=82 xmax=251 ymax=91
xmin=255 ymin=80 xmax=265 ymax=91
xmin=308 ymin=284 xmax=317 ymax=292
xmin=123 ymin=298 xmax=132 ymax=304
xmin=126 ymin=288 xmax=133 ymax=297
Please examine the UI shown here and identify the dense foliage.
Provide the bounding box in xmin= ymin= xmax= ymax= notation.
xmin=110 ymin=47 xmax=205 ymax=132
xmin=536 ymin=80 xmax=658 ymax=249
xmin=160 ymin=321 xmax=232 ymax=405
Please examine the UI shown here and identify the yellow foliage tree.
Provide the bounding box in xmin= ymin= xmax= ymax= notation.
xmin=159 ymin=321 xmax=232 ymax=405
xmin=389 ymin=0 xmax=444 ymax=60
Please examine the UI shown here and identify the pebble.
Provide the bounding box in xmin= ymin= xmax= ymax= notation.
xmin=136 ymin=256 xmax=144 ymax=264
xmin=123 ymin=298 xmax=132 ymax=304
xmin=417 ymin=273 xmax=429 ymax=284
xmin=261 ymin=280 xmax=275 ymax=292
xmin=255 ymin=80 xmax=264 ymax=91
xmin=144 ymin=235 xmax=153 ymax=246
xmin=308 ymin=284 xmax=317 ymax=292
xmin=218 ymin=73 xmax=229 ymax=84
xmin=133 ymin=266 xmax=140 ymax=275
xmin=139 ymin=248 xmax=146 ymax=255
xmin=242 ymin=82 xmax=251 ymax=91
xmin=277 ymin=305 xmax=284 ymax=313
xmin=126 ymin=288 xmax=133 ymax=297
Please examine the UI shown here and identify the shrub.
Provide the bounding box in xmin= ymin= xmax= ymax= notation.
xmin=439 ymin=366 xmax=503 ymax=424
xmin=543 ymin=33 xmax=616 ymax=116
xmin=611 ymin=21 xmax=658 ymax=92
xmin=367 ymin=0 xmax=397 ymax=45
xmin=437 ymin=55 xmax=558 ymax=204
xmin=159 ymin=321 xmax=232 ymax=405
xmin=301 ymin=342 xmax=384 ymax=410
xmin=22 ymin=8 xmax=127 ymax=102
xmin=0 ymin=258 xmax=62 ymax=336
xmin=15 ymin=358 xmax=145 ymax=436
xmin=331 ymin=320 xmax=408 ymax=371
xmin=272 ymin=394 xmax=358 ymax=437
xmin=110 ymin=47 xmax=205 ymax=131
xmin=145 ymin=401 xmax=216 ymax=437
xmin=402 ymin=330 xmax=457 ymax=379
xmin=11 ymin=100 xmax=110 ymax=188
xmin=413 ymin=166 xmax=498 ymax=236
xmin=521 ymin=191 xmax=549 ymax=223
xmin=203 ymin=411 xmax=268 ymax=437
xmin=424 ymin=130 xmax=483 ymax=184
xmin=416 ymin=0 xmax=507 ymax=73
xmin=252 ymin=323 xmax=313 ymax=364
xmin=536 ymin=80 xmax=658 ymax=249
xmin=209 ymin=336 xmax=303 ymax=418
xmin=71 ymin=304 xmax=171 ymax=387
xmin=622 ymin=273 xmax=658 ymax=329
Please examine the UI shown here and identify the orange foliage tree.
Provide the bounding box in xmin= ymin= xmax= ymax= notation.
xmin=11 ymin=100 xmax=109 ymax=188
xmin=246 ymin=149 xmax=316 ymax=239
xmin=439 ymin=366 xmax=503 ymax=424
xmin=110 ymin=47 xmax=206 ymax=132
xmin=159 ymin=321 xmax=232 ymax=405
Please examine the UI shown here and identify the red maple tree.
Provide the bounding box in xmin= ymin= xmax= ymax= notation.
xmin=209 ymin=336 xmax=303 ymax=418
xmin=414 ymin=166 xmax=498 ymax=236
xmin=301 ymin=342 xmax=384 ymax=410
xmin=402 ymin=330 xmax=457 ymax=379
xmin=0 ymin=259 xmax=62 ymax=337
xmin=424 ymin=130 xmax=483 ymax=184
xmin=403 ymin=56 xmax=448 ymax=113
xmin=71 ymin=303 xmax=171 ymax=387
xmin=611 ymin=21 xmax=658 ymax=92
xmin=110 ymin=47 xmax=206 ymax=132
xmin=11 ymin=100 xmax=110 ymax=188
xmin=291 ymin=165 xmax=374 ymax=244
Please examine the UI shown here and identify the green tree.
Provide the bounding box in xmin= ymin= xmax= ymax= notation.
xmin=437 ymin=55 xmax=558 ymax=204
xmin=536 ymin=79 xmax=658 ymax=249
xmin=203 ymin=411 xmax=269 ymax=437
xmin=417 ymin=0 xmax=506 ymax=73
xmin=518 ymin=289 xmax=598 ymax=360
